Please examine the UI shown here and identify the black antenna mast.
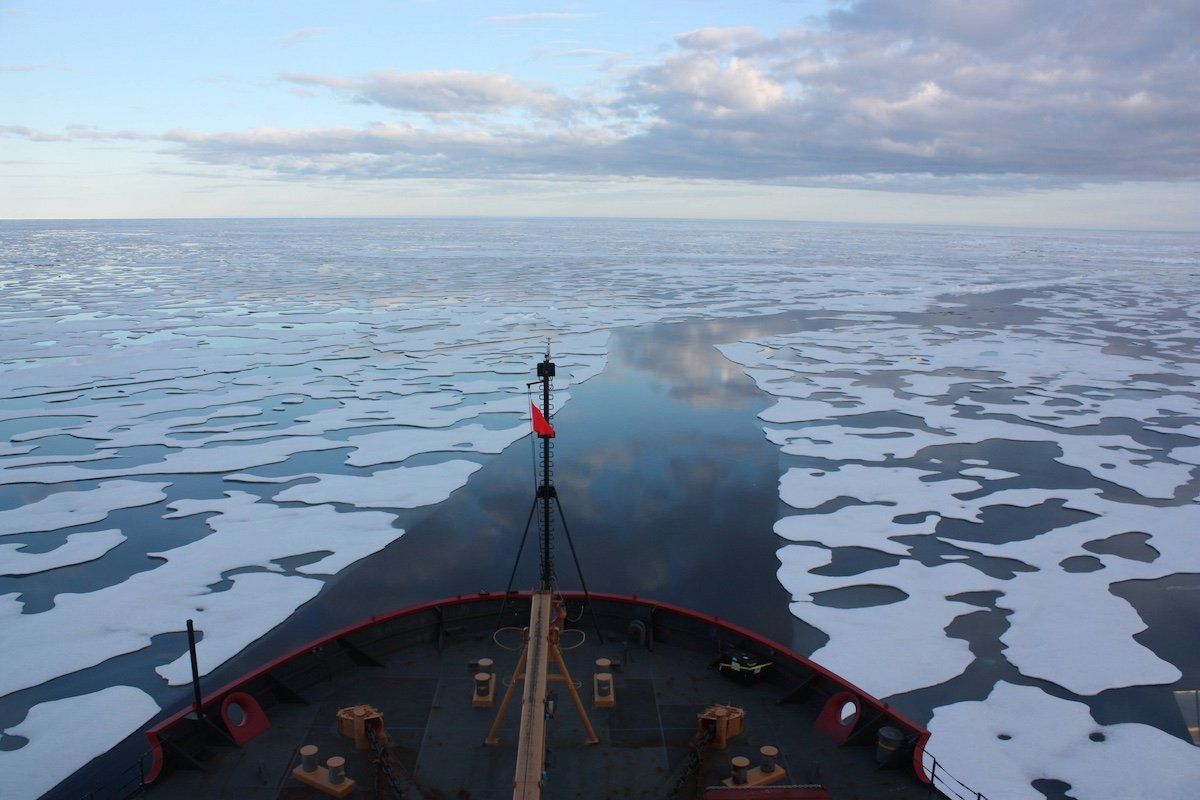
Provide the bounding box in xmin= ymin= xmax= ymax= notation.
xmin=497 ymin=344 xmax=602 ymax=641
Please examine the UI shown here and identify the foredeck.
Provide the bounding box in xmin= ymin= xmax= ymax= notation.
xmin=137 ymin=594 xmax=936 ymax=800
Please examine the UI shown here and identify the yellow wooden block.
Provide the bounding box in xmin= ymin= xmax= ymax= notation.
xmin=593 ymin=673 xmax=615 ymax=708
xmin=721 ymin=765 xmax=787 ymax=788
xmin=472 ymin=673 xmax=497 ymax=708
xmin=292 ymin=765 xmax=357 ymax=798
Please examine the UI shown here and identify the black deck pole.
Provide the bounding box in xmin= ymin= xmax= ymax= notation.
xmin=186 ymin=619 xmax=202 ymax=718
xmin=554 ymin=496 xmax=604 ymax=644
xmin=495 ymin=496 xmax=539 ymax=632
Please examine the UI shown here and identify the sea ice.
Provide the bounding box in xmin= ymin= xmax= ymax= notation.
xmin=1170 ymin=444 xmax=1200 ymax=465
xmin=0 ymin=529 xmax=126 ymax=576
xmin=271 ymin=459 xmax=483 ymax=509
xmin=0 ymin=480 xmax=168 ymax=536
xmin=779 ymin=466 xmax=981 ymax=520
xmin=343 ymin=423 xmax=527 ymax=467
xmin=778 ymin=546 xmax=991 ymax=697
xmin=960 ymin=467 xmax=1018 ymax=481
xmin=774 ymin=505 xmax=938 ymax=555
xmin=0 ymin=437 xmax=347 ymax=485
xmin=0 ymin=686 xmax=160 ymax=800
xmin=0 ymin=493 xmax=402 ymax=696
xmin=926 ymin=682 xmax=1200 ymax=800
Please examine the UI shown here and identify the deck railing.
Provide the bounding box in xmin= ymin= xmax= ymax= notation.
xmin=924 ymin=752 xmax=990 ymax=800
xmin=68 ymin=749 xmax=151 ymax=800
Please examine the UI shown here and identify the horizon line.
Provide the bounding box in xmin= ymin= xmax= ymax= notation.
xmin=1 ymin=213 xmax=1196 ymax=236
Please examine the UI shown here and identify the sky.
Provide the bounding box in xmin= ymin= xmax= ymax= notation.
xmin=1 ymin=0 xmax=1197 ymax=228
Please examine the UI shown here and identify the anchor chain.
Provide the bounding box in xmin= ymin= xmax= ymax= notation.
xmin=666 ymin=722 xmax=717 ymax=799
xmin=365 ymin=723 xmax=411 ymax=800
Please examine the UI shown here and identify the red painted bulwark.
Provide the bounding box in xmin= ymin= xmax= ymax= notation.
xmin=702 ymin=789 xmax=830 ymax=800
xmin=221 ymin=691 xmax=271 ymax=746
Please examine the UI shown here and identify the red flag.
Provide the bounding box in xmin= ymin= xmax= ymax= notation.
xmin=531 ymin=403 xmax=556 ymax=438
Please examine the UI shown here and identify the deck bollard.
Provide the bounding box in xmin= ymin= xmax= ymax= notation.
xmin=475 ymin=672 xmax=492 ymax=697
xmin=299 ymin=745 xmax=319 ymax=773
xmin=731 ymin=756 xmax=750 ymax=785
xmin=759 ymin=745 xmax=778 ymax=773
xmin=592 ymin=668 xmax=615 ymax=708
xmin=876 ymin=725 xmax=904 ymax=764
xmin=326 ymin=756 xmax=346 ymax=785
xmin=478 ymin=657 xmax=494 ymax=674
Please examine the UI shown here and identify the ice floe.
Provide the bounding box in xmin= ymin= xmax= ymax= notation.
xmin=927 ymin=682 xmax=1200 ymax=800
xmin=0 ymin=686 xmax=160 ymax=800
xmin=343 ymin=422 xmax=527 ymax=467
xmin=0 ymin=480 xmax=168 ymax=535
xmin=0 ymin=529 xmax=126 ymax=576
xmin=271 ymin=459 xmax=483 ymax=509
xmin=778 ymin=547 xmax=987 ymax=697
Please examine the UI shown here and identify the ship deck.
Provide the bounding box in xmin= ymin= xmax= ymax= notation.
xmin=136 ymin=594 xmax=937 ymax=800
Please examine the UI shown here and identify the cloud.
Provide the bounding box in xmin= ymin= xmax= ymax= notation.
xmin=1 ymin=63 xmax=70 ymax=72
xmin=557 ymin=49 xmax=621 ymax=59
xmin=625 ymin=55 xmax=785 ymax=116
xmin=160 ymin=123 xmax=622 ymax=180
xmin=610 ymin=1 xmax=1199 ymax=185
xmin=485 ymin=12 xmax=597 ymax=25
xmin=0 ymin=124 xmax=66 ymax=142
xmin=279 ymin=71 xmax=357 ymax=91
xmin=674 ymin=27 xmax=767 ymax=52
xmin=276 ymin=28 xmax=329 ymax=48
xmin=17 ymin=1 xmax=1199 ymax=193
xmin=1 ymin=124 xmax=151 ymax=142
xmin=280 ymin=70 xmax=569 ymax=116
xmin=359 ymin=71 xmax=557 ymax=114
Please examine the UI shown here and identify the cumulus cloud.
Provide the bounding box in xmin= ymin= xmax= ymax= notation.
xmin=25 ymin=1 xmax=1200 ymax=192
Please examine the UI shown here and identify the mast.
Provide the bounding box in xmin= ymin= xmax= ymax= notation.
xmin=536 ymin=348 xmax=555 ymax=590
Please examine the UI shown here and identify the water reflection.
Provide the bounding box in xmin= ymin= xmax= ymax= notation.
xmin=609 ymin=318 xmax=775 ymax=409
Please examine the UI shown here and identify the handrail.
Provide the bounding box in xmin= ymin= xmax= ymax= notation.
xmin=72 ymin=749 xmax=151 ymax=800
xmin=923 ymin=752 xmax=990 ymax=800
